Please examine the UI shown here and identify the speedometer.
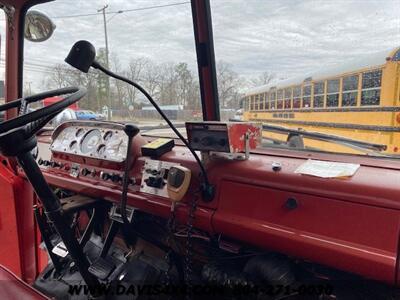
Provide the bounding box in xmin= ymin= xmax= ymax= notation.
xmin=80 ymin=129 xmax=102 ymax=154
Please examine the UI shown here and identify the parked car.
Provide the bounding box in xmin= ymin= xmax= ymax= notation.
xmin=75 ymin=110 xmax=105 ymax=121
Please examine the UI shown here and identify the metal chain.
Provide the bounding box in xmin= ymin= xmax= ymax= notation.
xmin=185 ymin=193 xmax=199 ymax=299
xmin=164 ymin=203 xmax=176 ymax=286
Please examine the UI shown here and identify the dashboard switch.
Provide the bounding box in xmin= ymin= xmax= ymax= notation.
xmin=145 ymin=176 xmax=164 ymax=188
xmin=50 ymin=161 xmax=62 ymax=168
xmin=100 ymin=171 xmax=112 ymax=181
xmin=42 ymin=160 xmax=51 ymax=167
xmin=81 ymin=168 xmax=96 ymax=177
xmin=111 ymin=173 xmax=122 ymax=183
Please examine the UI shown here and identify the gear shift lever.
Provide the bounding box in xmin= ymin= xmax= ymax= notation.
xmin=120 ymin=124 xmax=140 ymax=224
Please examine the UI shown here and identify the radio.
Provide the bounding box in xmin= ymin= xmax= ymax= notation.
xmin=185 ymin=121 xmax=262 ymax=159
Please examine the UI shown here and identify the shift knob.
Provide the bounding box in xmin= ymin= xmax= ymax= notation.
xmin=124 ymin=124 xmax=140 ymax=138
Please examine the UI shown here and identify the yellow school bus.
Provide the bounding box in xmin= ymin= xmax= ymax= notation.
xmin=243 ymin=47 xmax=400 ymax=154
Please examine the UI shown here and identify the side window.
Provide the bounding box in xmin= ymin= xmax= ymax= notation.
xmin=270 ymin=89 xmax=276 ymax=109
xmin=327 ymin=79 xmax=340 ymax=107
xmin=302 ymin=85 xmax=312 ymax=108
xmin=314 ymin=81 xmax=325 ymax=108
xmin=293 ymin=86 xmax=301 ymax=108
xmin=361 ymin=70 xmax=382 ymax=106
xmin=284 ymin=87 xmax=292 ymax=109
xmin=260 ymin=93 xmax=265 ymax=110
xmin=264 ymin=93 xmax=268 ymax=110
xmin=277 ymin=89 xmax=284 ymax=109
xmin=255 ymin=94 xmax=260 ymax=110
xmin=342 ymin=75 xmax=358 ymax=106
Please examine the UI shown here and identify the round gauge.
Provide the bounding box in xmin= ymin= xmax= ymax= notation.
xmin=80 ymin=129 xmax=102 ymax=154
xmin=104 ymin=131 xmax=113 ymax=141
xmin=69 ymin=141 xmax=78 ymax=152
xmin=97 ymin=144 xmax=106 ymax=156
xmin=76 ymin=128 xmax=85 ymax=137
xmin=105 ymin=135 xmax=128 ymax=161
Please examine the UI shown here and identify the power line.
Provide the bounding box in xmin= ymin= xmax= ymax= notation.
xmin=51 ymin=2 xmax=190 ymax=19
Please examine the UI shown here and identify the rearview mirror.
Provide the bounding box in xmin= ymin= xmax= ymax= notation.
xmin=24 ymin=10 xmax=56 ymax=42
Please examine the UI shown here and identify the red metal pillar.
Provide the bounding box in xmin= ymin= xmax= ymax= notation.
xmin=191 ymin=0 xmax=220 ymax=121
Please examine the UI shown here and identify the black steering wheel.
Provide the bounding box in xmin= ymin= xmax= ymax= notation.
xmin=0 ymin=87 xmax=86 ymax=156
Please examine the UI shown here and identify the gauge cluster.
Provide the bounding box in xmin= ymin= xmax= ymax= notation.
xmin=50 ymin=121 xmax=128 ymax=162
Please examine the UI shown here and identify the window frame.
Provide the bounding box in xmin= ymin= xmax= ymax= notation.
xmin=341 ymin=74 xmax=359 ymax=107
xmin=326 ymin=78 xmax=340 ymax=107
xmin=361 ymin=69 xmax=382 ymax=106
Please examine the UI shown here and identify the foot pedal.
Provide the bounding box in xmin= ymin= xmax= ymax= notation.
xmin=52 ymin=241 xmax=69 ymax=258
xmin=88 ymin=257 xmax=116 ymax=280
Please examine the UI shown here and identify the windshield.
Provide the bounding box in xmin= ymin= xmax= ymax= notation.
xmin=211 ymin=0 xmax=400 ymax=158
xmin=20 ymin=0 xmax=200 ymax=137
xmin=14 ymin=0 xmax=400 ymax=159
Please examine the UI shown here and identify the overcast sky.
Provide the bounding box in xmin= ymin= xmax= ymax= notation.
xmin=1 ymin=0 xmax=399 ymax=91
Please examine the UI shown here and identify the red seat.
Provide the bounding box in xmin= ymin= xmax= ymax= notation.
xmin=0 ymin=265 xmax=49 ymax=299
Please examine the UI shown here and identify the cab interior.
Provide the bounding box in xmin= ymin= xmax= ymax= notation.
xmin=0 ymin=0 xmax=399 ymax=299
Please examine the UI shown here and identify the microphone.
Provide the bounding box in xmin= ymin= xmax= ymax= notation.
xmin=65 ymin=40 xmax=214 ymax=202
xmin=65 ymin=40 xmax=97 ymax=73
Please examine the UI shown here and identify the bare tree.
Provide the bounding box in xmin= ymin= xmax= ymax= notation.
xmin=126 ymin=57 xmax=150 ymax=108
xmin=250 ymin=71 xmax=276 ymax=87
xmin=216 ymin=60 xmax=242 ymax=109
xmin=157 ymin=62 xmax=178 ymax=106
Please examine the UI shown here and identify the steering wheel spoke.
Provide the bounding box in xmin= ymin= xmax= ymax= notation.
xmin=0 ymin=86 xmax=87 ymax=156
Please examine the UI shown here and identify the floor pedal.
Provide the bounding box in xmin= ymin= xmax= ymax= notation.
xmin=88 ymin=257 xmax=116 ymax=280
xmin=52 ymin=241 xmax=69 ymax=258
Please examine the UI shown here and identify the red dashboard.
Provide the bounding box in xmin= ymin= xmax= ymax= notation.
xmin=35 ymin=121 xmax=400 ymax=286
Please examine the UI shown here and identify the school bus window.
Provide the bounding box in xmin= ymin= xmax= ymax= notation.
xmin=284 ymin=88 xmax=292 ymax=109
xmin=277 ymin=89 xmax=284 ymax=109
xmin=313 ymin=81 xmax=325 ymax=108
xmin=361 ymin=70 xmax=382 ymax=106
xmin=270 ymin=90 xmax=276 ymax=109
xmin=263 ymin=93 xmax=268 ymax=110
xmin=302 ymin=85 xmax=312 ymax=108
xmin=293 ymin=86 xmax=301 ymax=108
xmin=327 ymin=79 xmax=340 ymax=107
xmin=256 ymin=94 xmax=260 ymax=110
xmin=342 ymin=75 xmax=358 ymax=107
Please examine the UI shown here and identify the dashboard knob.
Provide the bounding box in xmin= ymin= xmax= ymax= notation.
xmin=50 ymin=161 xmax=61 ymax=168
xmin=100 ymin=171 xmax=111 ymax=181
xmin=81 ymin=168 xmax=91 ymax=176
xmin=201 ymin=137 xmax=214 ymax=147
xmin=42 ymin=160 xmax=51 ymax=167
xmin=111 ymin=173 xmax=122 ymax=183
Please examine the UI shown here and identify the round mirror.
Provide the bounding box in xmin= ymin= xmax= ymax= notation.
xmin=24 ymin=10 xmax=56 ymax=42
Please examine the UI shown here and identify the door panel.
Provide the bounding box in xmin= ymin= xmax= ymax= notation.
xmin=0 ymin=159 xmax=37 ymax=282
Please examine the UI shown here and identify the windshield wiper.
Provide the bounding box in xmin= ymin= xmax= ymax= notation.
xmin=230 ymin=119 xmax=388 ymax=155
xmin=263 ymin=123 xmax=386 ymax=152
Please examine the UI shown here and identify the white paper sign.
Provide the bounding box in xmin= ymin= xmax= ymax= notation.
xmin=294 ymin=159 xmax=360 ymax=178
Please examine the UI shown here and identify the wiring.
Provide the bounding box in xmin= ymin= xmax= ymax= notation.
xmin=51 ymin=2 xmax=190 ymax=19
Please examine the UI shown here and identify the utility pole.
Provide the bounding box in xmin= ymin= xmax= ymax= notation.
xmin=98 ymin=4 xmax=112 ymax=120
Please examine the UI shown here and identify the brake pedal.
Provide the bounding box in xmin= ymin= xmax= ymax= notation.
xmin=88 ymin=257 xmax=116 ymax=280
